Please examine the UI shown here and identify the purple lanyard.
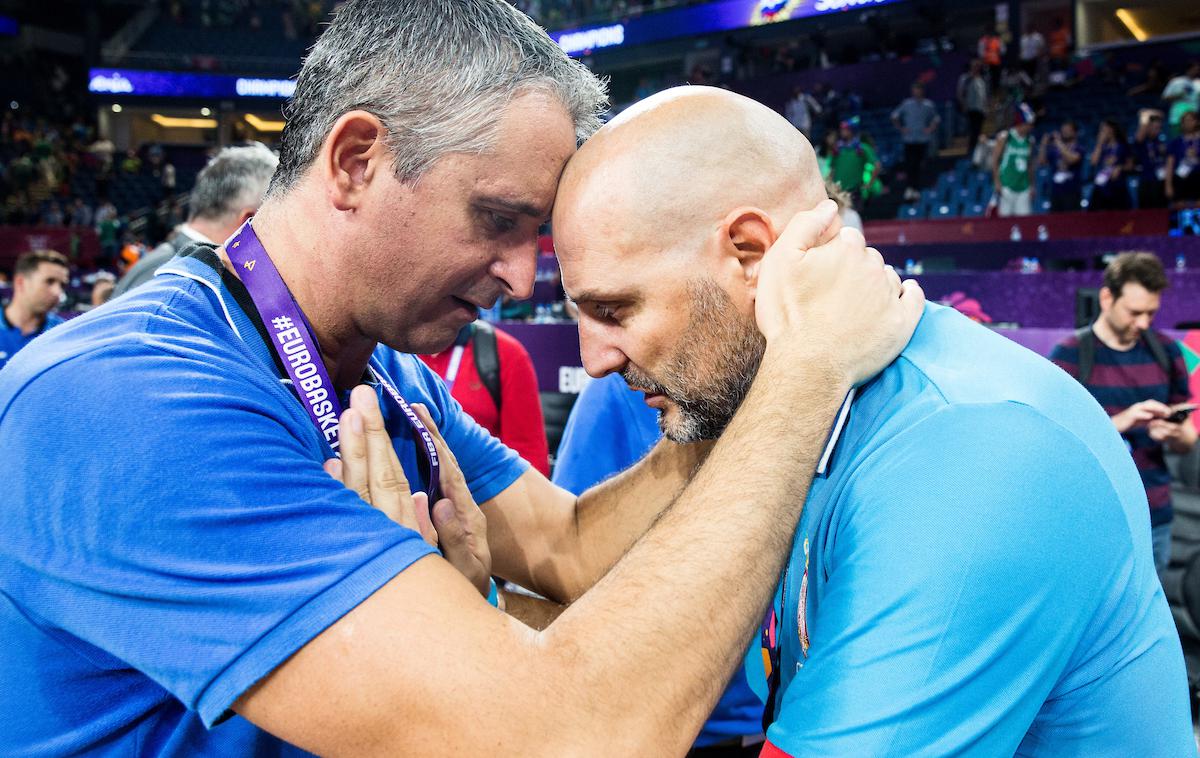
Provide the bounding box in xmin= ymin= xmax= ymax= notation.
xmin=224 ymin=219 xmax=440 ymax=503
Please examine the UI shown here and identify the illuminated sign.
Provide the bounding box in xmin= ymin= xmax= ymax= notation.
xmin=88 ymin=68 xmax=296 ymax=100
xmin=550 ymin=0 xmax=902 ymax=55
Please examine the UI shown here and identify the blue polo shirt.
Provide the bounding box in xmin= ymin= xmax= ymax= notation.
xmin=751 ymin=304 xmax=1191 ymax=756
xmin=0 ymin=250 xmax=527 ymax=755
xmin=0 ymin=307 xmax=64 ymax=371
xmin=554 ymin=372 xmax=764 ymax=747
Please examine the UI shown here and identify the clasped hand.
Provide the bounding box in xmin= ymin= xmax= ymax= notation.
xmin=324 ymin=386 xmax=494 ymax=599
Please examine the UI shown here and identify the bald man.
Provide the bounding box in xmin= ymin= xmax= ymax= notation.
xmin=553 ymin=86 xmax=1193 ymax=756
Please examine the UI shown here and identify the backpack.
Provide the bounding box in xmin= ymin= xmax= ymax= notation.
xmin=1074 ymin=326 xmax=1174 ymax=385
xmin=471 ymin=320 xmax=502 ymax=412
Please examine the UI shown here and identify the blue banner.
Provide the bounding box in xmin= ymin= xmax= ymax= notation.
xmin=551 ymin=0 xmax=903 ymax=55
xmin=88 ymin=68 xmax=295 ymax=100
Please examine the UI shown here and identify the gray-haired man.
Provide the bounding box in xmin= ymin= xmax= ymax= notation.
xmin=113 ymin=142 xmax=278 ymax=296
xmin=0 ymin=1 xmax=922 ymax=754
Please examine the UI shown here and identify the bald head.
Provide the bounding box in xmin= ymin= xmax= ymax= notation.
xmin=554 ymin=86 xmax=826 ymax=257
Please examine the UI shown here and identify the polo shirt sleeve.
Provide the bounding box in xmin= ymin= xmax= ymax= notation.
xmin=0 ymin=342 xmax=438 ymax=728
xmin=767 ymin=404 xmax=1133 ymax=756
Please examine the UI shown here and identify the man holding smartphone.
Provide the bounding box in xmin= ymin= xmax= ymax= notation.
xmin=1052 ymin=252 xmax=1198 ymax=571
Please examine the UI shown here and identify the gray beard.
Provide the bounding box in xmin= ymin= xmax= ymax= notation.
xmin=621 ymin=279 xmax=766 ymax=444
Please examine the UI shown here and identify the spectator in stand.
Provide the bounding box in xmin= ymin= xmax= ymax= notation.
xmin=1166 ymin=110 xmax=1200 ymax=205
xmin=68 ymin=197 xmax=93 ymax=228
xmin=829 ymin=119 xmax=879 ymax=209
xmin=959 ymin=59 xmax=989 ymax=161
xmin=39 ymin=200 xmax=64 ymax=227
xmin=0 ymin=249 xmax=68 ymax=371
xmin=120 ymin=149 xmax=142 ymax=175
xmin=89 ymin=272 xmax=115 ymax=310
xmin=1050 ymin=253 xmax=1196 ymax=572
xmin=1047 ymin=17 xmax=1073 ymax=73
xmin=825 ymin=176 xmax=863 ymax=232
xmin=94 ymin=199 xmax=120 ymax=268
xmin=992 ymin=103 xmax=1037 ymax=217
xmin=1162 ymin=62 xmax=1199 ymax=137
xmin=784 ymin=85 xmax=822 ymax=141
xmin=114 ymin=142 xmax=278 ymax=296
xmin=1089 ymin=118 xmax=1132 ymax=211
xmin=817 ymin=130 xmax=838 ymax=179
xmin=419 ymin=321 xmax=550 ymax=477
xmin=978 ymin=26 xmax=1005 ymax=91
xmin=1019 ymin=23 xmax=1045 ymax=78
xmin=1039 ymin=119 xmax=1083 ymax=212
xmin=1133 ymin=109 xmax=1169 ymax=209
xmin=859 ymin=130 xmax=886 ymax=204
xmin=892 ymin=82 xmax=940 ymax=202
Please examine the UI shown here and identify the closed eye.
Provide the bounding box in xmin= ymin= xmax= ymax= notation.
xmin=487 ymin=211 xmax=517 ymax=235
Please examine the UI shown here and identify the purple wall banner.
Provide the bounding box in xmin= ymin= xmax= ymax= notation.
xmin=494 ymin=320 xmax=1197 ymax=395
xmin=88 ymin=68 xmax=295 ymax=100
xmin=550 ymin=0 xmax=905 ymax=56
xmin=912 ymin=270 xmax=1199 ymax=330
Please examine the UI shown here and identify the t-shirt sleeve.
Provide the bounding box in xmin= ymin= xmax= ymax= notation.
xmin=552 ymin=374 xmax=660 ymax=495
xmin=767 ymin=404 xmax=1133 ymax=756
xmin=0 ymin=344 xmax=439 ymax=727
xmin=374 ymin=347 xmax=528 ymax=505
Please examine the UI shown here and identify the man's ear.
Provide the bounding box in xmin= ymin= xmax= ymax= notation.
xmin=720 ymin=207 xmax=777 ymax=288
xmin=320 ymin=110 xmax=388 ymax=212
xmin=1099 ymin=286 xmax=1114 ymax=312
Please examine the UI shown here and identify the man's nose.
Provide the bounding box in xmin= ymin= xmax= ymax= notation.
xmin=578 ymin=319 xmax=626 ymax=379
xmin=491 ymin=239 xmax=539 ymax=301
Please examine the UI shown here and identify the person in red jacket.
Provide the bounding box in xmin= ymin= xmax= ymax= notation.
xmin=420 ymin=321 xmax=550 ymax=476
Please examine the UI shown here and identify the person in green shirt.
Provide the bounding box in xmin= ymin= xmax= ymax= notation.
xmin=830 ymin=119 xmax=880 ymax=208
xmin=992 ymin=103 xmax=1037 ymax=217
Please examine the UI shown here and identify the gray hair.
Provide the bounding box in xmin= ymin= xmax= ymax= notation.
xmin=267 ymin=0 xmax=608 ymax=196
xmin=188 ymin=142 xmax=279 ymax=222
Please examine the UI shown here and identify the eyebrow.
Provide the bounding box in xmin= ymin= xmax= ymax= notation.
xmin=477 ymin=194 xmax=551 ymax=221
xmin=564 ymin=288 xmax=635 ymax=306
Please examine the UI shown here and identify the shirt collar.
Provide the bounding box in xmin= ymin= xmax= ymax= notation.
xmin=177 ymin=223 xmax=216 ymax=245
xmin=816 ymin=388 xmax=856 ymax=477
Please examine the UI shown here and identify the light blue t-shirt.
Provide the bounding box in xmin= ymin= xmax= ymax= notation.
xmin=751 ymin=304 xmax=1192 ymax=756
xmin=0 ymin=251 xmax=527 ymax=755
xmin=554 ymin=372 xmax=765 ymax=747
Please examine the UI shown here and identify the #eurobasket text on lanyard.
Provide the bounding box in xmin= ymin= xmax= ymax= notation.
xmin=224 ymin=219 xmax=441 ymax=503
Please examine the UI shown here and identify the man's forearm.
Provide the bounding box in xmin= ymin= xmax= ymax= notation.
xmin=540 ymin=349 xmax=847 ymax=753
xmin=502 ymin=589 xmax=566 ymax=631
xmin=483 ymin=438 xmax=712 ymax=603
xmin=557 ymin=438 xmax=713 ymax=600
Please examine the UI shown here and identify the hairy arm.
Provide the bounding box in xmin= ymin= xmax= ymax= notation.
xmin=483 ymin=437 xmax=711 ymax=602
xmin=235 ymin=204 xmax=925 ymax=755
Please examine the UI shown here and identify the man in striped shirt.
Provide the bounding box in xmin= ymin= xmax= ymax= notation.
xmin=1051 ymin=252 xmax=1197 ymax=571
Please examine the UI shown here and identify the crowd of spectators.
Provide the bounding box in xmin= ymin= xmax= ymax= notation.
xmin=509 ymin=0 xmax=706 ymax=31
xmin=160 ymin=0 xmax=332 ymax=40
